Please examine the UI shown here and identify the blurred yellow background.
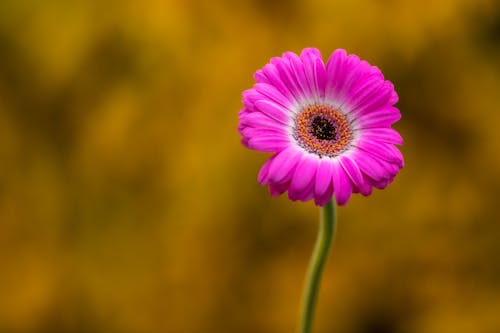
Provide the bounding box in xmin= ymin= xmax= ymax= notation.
xmin=1 ymin=0 xmax=499 ymax=332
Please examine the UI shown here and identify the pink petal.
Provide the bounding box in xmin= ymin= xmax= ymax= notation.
xmin=239 ymin=112 xmax=286 ymax=132
xmin=272 ymin=54 xmax=306 ymax=102
xmin=389 ymin=90 xmax=399 ymax=105
xmin=356 ymin=140 xmax=403 ymax=166
xmin=238 ymin=107 xmax=251 ymax=118
xmin=357 ymin=106 xmax=401 ymax=128
xmin=314 ymin=189 xmax=334 ymax=206
xmin=368 ymin=65 xmax=384 ymax=79
xmin=254 ymin=83 xmax=294 ymax=109
xmin=346 ymin=75 xmax=383 ymax=107
xmin=247 ymin=136 xmax=289 ymax=152
xmin=339 ymin=155 xmax=371 ymax=195
xmin=351 ymin=150 xmax=387 ymax=181
xmin=300 ymin=48 xmax=326 ymax=99
xmin=331 ymin=159 xmax=353 ymax=206
xmin=373 ymin=176 xmax=394 ymax=190
xmin=299 ymin=179 xmax=316 ymax=202
xmin=334 ymin=55 xmax=371 ymax=101
xmin=258 ymin=156 xmax=275 ymax=184
xmin=326 ymin=50 xmax=379 ymax=108
xmin=269 ymin=181 xmax=290 ymax=197
xmin=239 ymin=127 xmax=288 ymax=138
xmin=254 ymin=69 xmax=270 ymax=84
xmin=360 ymin=174 xmax=373 ymax=196
xmin=361 ymin=128 xmax=403 ymax=145
xmin=314 ymin=159 xmax=334 ymax=205
xmin=242 ymin=89 xmax=261 ymax=110
xmin=315 ymin=56 xmax=327 ymax=99
xmin=387 ymin=145 xmax=404 ymax=168
xmin=261 ymin=62 xmax=296 ymax=102
xmin=325 ymin=49 xmax=348 ymax=97
xmin=254 ymin=100 xmax=290 ymax=125
xmin=289 ymin=154 xmax=318 ymax=198
xmin=348 ymin=80 xmax=393 ymax=116
xmin=268 ymin=147 xmax=302 ymax=183
xmin=289 ymin=177 xmax=316 ymax=202
xmin=341 ymin=64 xmax=371 ymax=99
xmin=368 ymin=156 xmax=400 ymax=178
xmin=287 ymin=52 xmax=314 ymax=101
xmin=240 ymin=137 xmax=249 ymax=148
xmin=314 ymin=158 xmax=334 ymax=198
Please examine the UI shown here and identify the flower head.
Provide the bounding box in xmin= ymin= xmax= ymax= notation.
xmin=238 ymin=48 xmax=403 ymax=206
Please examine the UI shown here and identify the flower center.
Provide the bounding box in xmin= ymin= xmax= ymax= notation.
xmin=294 ymin=105 xmax=353 ymax=157
xmin=311 ymin=117 xmax=336 ymax=140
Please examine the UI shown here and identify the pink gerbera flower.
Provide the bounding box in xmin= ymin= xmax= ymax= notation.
xmin=238 ymin=48 xmax=404 ymax=206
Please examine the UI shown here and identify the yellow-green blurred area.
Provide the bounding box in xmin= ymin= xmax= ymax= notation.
xmin=1 ymin=0 xmax=500 ymax=332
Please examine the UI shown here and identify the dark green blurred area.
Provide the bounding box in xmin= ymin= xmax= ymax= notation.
xmin=1 ymin=1 xmax=499 ymax=332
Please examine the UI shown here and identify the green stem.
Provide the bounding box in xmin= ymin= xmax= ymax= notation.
xmin=298 ymin=198 xmax=337 ymax=333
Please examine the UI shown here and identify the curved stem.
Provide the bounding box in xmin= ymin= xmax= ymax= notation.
xmin=298 ymin=198 xmax=336 ymax=333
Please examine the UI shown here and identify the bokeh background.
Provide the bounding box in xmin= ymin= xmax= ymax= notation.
xmin=1 ymin=0 xmax=500 ymax=332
